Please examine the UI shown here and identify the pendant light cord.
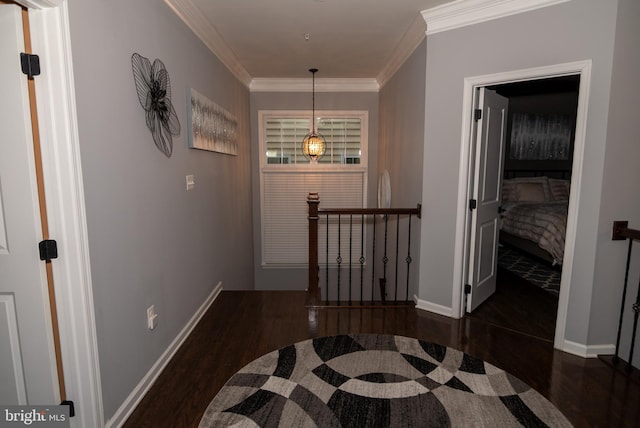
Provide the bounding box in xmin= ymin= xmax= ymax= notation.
xmin=310 ymin=68 xmax=318 ymax=132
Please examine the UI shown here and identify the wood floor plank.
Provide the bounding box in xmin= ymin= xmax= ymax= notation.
xmin=123 ymin=289 xmax=640 ymax=427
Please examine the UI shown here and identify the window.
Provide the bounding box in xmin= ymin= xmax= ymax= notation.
xmin=259 ymin=110 xmax=368 ymax=266
xmin=264 ymin=112 xmax=365 ymax=165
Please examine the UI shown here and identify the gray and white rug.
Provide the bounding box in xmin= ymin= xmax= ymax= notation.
xmin=199 ymin=334 xmax=571 ymax=427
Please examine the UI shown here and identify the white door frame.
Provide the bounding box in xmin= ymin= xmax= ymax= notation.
xmin=23 ymin=1 xmax=104 ymax=426
xmin=452 ymin=60 xmax=592 ymax=351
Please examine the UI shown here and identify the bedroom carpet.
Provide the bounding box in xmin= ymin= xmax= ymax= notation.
xmin=498 ymin=246 xmax=561 ymax=295
xmin=199 ymin=334 xmax=571 ymax=427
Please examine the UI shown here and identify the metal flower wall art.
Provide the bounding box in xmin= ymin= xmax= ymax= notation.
xmin=131 ymin=53 xmax=181 ymax=158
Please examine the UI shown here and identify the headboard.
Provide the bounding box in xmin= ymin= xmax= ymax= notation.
xmin=504 ymin=166 xmax=572 ymax=180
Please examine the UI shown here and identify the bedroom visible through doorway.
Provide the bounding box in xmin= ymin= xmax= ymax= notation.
xmin=489 ymin=75 xmax=578 ymax=340
xmin=454 ymin=61 xmax=591 ymax=349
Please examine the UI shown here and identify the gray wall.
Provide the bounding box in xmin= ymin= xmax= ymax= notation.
xmin=67 ymin=0 xmax=254 ymax=419
xmin=379 ymin=40 xmax=427 ymax=208
xmin=593 ymin=0 xmax=640 ymax=365
xmin=250 ymin=91 xmax=379 ymax=290
xmin=418 ymin=0 xmax=627 ymax=352
xmin=378 ymin=39 xmax=427 ymax=298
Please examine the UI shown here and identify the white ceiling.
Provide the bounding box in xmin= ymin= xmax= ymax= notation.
xmin=167 ymin=0 xmax=454 ymax=85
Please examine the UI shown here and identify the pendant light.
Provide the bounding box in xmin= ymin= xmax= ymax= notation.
xmin=302 ymin=68 xmax=326 ymax=163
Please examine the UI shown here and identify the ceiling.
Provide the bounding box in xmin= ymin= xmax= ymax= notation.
xmin=168 ymin=0 xmax=454 ymax=85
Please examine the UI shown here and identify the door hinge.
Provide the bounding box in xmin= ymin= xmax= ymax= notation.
xmin=60 ymin=400 xmax=75 ymax=418
xmin=464 ymin=284 xmax=472 ymax=294
xmin=39 ymin=239 xmax=58 ymax=261
xmin=469 ymin=199 xmax=477 ymax=211
xmin=474 ymin=108 xmax=482 ymax=121
xmin=20 ymin=53 xmax=41 ymax=79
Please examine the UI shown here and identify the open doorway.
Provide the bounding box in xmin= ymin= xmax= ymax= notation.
xmin=453 ymin=61 xmax=591 ymax=350
xmin=470 ymin=76 xmax=579 ymax=341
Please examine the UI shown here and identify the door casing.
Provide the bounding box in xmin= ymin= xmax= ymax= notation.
xmin=453 ymin=60 xmax=592 ymax=351
xmin=22 ymin=2 xmax=104 ymax=426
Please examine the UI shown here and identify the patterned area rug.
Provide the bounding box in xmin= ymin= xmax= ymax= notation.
xmin=498 ymin=246 xmax=561 ymax=295
xmin=199 ymin=334 xmax=571 ymax=427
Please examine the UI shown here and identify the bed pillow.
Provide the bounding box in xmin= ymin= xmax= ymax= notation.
xmin=515 ymin=182 xmax=546 ymax=202
xmin=502 ymin=176 xmax=552 ymax=201
xmin=549 ymin=178 xmax=570 ymax=201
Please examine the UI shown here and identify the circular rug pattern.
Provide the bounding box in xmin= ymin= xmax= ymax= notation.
xmin=199 ymin=334 xmax=571 ymax=427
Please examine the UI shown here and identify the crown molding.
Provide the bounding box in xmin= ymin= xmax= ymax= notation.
xmin=15 ymin=0 xmax=63 ymax=8
xmin=250 ymin=78 xmax=379 ymax=93
xmin=164 ymin=0 xmax=252 ymax=87
xmin=377 ymin=14 xmax=427 ymax=89
xmin=422 ymin=0 xmax=571 ymax=35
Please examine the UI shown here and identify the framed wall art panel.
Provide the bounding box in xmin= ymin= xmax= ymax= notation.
xmin=188 ymin=89 xmax=237 ymax=155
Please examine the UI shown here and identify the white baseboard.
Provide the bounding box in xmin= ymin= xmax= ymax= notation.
xmin=414 ymin=296 xmax=616 ymax=360
xmin=561 ymin=339 xmax=615 ymax=359
xmin=413 ymin=295 xmax=456 ymax=318
xmin=106 ymin=281 xmax=223 ymax=427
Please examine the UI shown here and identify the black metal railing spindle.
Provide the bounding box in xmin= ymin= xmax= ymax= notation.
xmin=382 ymin=214 xmax=389 ymax=302
xmin=349 ymin=214 xmax=353 ymax=305
xmin=394 ymin=214 xmax=400 ymax=301
xmin=306 ymin=194 xmax=421 ymax=307
xmin=337 ymin=214 xmax=342 ymax=305
xmin=406 ymin=214 xmax=413 ymax=301
xmin=615 ymin=238 xmax=633 ymax=363
xmin=360 ymin=214 xmax=365 ymax=305
xmin=371 ymin=217 xmax=376 ymax=301
xmin=325 ymin=214 xmax=329 ymax=305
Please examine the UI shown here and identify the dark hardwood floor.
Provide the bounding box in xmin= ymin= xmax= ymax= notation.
xmin=124 ymin=276 xmax=640 ymax=427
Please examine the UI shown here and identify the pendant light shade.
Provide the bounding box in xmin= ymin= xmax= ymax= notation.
xmin=302 ymin=68 xmax=325 ymax=163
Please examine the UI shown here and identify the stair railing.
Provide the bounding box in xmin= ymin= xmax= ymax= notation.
xmin=307 ymin=192 xmax=421 ymax=307
xmin=611 ymin=220 xmax=640 ymax=371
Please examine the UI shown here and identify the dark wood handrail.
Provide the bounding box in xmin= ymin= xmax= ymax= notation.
xmin=319 ymin=206 xmax=421 ymax=217
xmin=612 ymin=221 xmax=640 ymax=241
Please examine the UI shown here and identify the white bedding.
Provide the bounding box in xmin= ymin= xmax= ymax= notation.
xmin=500 ymin=200 xmax=568 ymax=265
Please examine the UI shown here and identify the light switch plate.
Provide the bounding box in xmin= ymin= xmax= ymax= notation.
xmin=186 ymin=174 xmax=195 ymax=191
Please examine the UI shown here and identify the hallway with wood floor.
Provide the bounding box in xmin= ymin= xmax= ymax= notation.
xmin=124 ymin=287 xmax=639 ymax=427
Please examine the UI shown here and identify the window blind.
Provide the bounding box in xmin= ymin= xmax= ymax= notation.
xmin=265 ymin=117 xmax=362 ymax=165
xmin=262 ymin=171 xmax=365 ymax=266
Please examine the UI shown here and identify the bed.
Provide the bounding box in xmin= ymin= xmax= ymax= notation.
xmin=499 ymin=176 xmax=570 ymax=265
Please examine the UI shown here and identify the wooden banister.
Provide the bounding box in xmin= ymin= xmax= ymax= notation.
xmin=319 ymin=206 xmax=421 ymax=218
xmin=307 ymin=192 xmax=421 ymax=307
xmin=612 ymin=220 xmax=640 ymax=242
xmin=307 ymin=193 xmax=320 ymax=306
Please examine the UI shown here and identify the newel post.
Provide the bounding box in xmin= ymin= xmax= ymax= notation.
xmin=307 ymin=192 xmax=320 ymax=305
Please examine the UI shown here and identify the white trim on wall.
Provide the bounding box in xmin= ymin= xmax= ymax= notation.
xmin=29 ymin=2 xmax=104 ymax=426
xmin=451 ymin=60 xmax=592 ymax=354
xmin=164 ymin=0 xmax=426 ymax=91
xmin=377 ymin=14 xmax=427 ymax=89
xmin=250 ymin=78 xmax=379 ymax=93
xmin=164 ymin=0 xmax=252 ymax=87
xmin=15 ymin=0 xmax=62 ymax=8
xmin=414 ymin=295 xmax=454 ymax=318
xmin=562 ymin=340 xmax=615 ymax=359
xmin=422 ymin=0 xmax=572 ymax=35
xmin=105 ymin=282 xmax=223 ymax=428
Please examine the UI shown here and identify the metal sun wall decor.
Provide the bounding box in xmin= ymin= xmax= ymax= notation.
xmin=131 ymin=53 xmax=181 ymax=158
xmin=188 ymin=88 xmax=238 ymax=155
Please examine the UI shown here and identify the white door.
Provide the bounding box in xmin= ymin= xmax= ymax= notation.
xmin=0 ymin=3 xmax=60 ymax=405
xmin=466 ymin=88 xmax=508 ymax=312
